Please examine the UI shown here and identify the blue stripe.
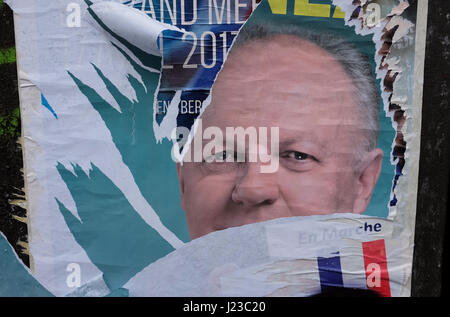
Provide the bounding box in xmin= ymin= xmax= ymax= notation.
xmin=317 ymin=253 xmax=344 ymax=292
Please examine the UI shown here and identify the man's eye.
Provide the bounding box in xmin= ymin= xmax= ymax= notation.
xmin=215 ymin=151 xmax=231 ymax=161
xmin=200 ymin=150 xmax=240 ymax=174
xmin=283 ymin=151 xmax=316 ymax=162
xmin=205 ymin=150 xmax=235 ymax=162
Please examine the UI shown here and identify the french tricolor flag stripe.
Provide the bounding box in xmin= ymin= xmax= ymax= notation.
xmin=317 ymin=253 xmax=344 ymax=292
xmin=316 ymin=239 xmax=391 ymax=296
xmin=362 ymin=239 xmax=391 ymax=297
xmin=339 ymin=241 xmax=368 ymax=290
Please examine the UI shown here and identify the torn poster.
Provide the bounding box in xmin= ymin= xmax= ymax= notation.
xmin=1 ymin=0 xmax=427 ymax=297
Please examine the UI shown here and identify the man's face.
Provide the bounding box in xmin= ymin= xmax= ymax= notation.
xmin=177 ymin=35 xmax=383 ymax=239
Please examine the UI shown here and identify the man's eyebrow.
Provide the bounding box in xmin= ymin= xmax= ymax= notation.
xmin=278 ymin=136 xmax=326 ymax=150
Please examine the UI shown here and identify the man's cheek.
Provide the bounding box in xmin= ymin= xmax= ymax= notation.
xmin=186 ymin=176 xmax=235 ymax=211
xmin=281 ymin=172 xmax=340 ymax=213
xmin=185 ymin=182 xmax=234 ymax=239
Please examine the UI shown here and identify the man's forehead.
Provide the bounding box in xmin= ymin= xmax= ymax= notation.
xmin=209 ymin=34 xmax=356 ymax=100
xmin=223 ymin=34 xmax=344 ymax=72
xmin=200 ymin=33 xmax=361 ymax=132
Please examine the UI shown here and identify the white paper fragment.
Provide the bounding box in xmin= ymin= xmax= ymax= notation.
xmin=89 ymin=1 xmax=183 ymax=57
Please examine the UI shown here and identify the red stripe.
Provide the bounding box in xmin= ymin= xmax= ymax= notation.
xmin=362 ymin=239 xmax=391 ymax=297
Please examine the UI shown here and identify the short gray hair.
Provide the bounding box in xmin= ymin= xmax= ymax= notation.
xmin=232 ymin=22 xmax=380 ymax=157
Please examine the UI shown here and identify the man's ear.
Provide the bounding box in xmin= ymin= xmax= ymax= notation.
xmin=352 ymin=148 xmax=383 ymax=214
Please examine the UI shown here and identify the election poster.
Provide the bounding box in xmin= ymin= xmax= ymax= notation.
xmin=1 ymin=0 xmax=428 ymax=297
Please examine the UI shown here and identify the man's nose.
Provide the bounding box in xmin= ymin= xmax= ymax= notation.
xmin=231 ymin=163 xmax=280 ymax=207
